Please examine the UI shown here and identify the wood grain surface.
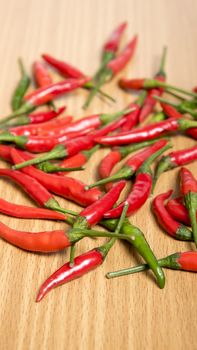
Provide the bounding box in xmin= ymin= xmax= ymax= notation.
xmin=0 ymin=1 xmax=196 ymax=349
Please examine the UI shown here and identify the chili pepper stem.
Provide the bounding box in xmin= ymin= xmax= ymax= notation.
xmin=69 ymin=245 xmax=76 ymax=267
xmin=0 ymin=102 xmax=35 ymax=125
xmin=148 ymin=81 xmax=197 ymax=99
xmin=157 ymin=46 xmax=167 ymax=77
xmin=86 ymin=167 xmax=132 ymax=189
xmin=13 ymin=144 xmax=67 ymax=170
xmin=37 ymin=163 xmax=85 ymax=173
xmin=98 ymin=202 xmax=129 ymax=257
xmin=106 ymin=253 xmax=182 ymax=278
xmin=185 ymin=192 xmax=197 ymax=248
xmin=83 ymin=68 xmax=112 ymax=109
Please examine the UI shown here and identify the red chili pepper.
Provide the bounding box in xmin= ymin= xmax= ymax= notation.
xmin=0 ymin=126 xmax=94 ymax=154
xmin=98 ymin=139 xmax=160 ymax=191
xmin=119 ymin=77 xmax=197 ymax=99
xmin=0 ymin=221 xmax=73 ymax=252
xmin=180 ymin=167 xmax=197 ymax=247
xmin=10 ymin=114 xmax=128 ymax=170
xmin=33 ymin=61 xmax=53 ymax=87
xmin=154 ymin=145 xmax=197 ymax=185
xmin=9 ymin=114 xmax=72 ymax=136
xmin=103 ymin=22 xmax=127 ymax=54
xmin=36 ymin=248 xmax=104 ymax=301
xmin=42 ymin=54 xmax=115 ymax=103
xmin=11 ymin=148 xmax=103 ymax=207
xmin=166 ymin=197 xmax=195 ymax=226
xmin=104 ymin=142 xmax=171 ymax=218
xmin=0 ymin=168 xmax=58 ymax=208
xmin=107 ymin=251 xmax=197 ymax=279
xmin=28 ymin=106 xmax=66 ymax=124
xmin=107 ymin=35 xmax=138 ymax=75
xmin=138 ymin=47 xmax=167 ymax=123
xmin=74 ymin=181 xmax=126 ymax=228
xmin=160 ymin=102 xmax=197 ymax=140
xmin=121 ymin=91 xmax=147 ymax=132
xmin=88 ymin=139 xmax=168 ymax=189
xmin=3 ymin=78 xmax=89 ymax=121
xmin=84 ymin=35 xmax=138 ymax=109
xmin=193 ymin=87 xmax=197 ymax=93
xmin=37 ymin=203 xmax=165 ymax=301
xmin=0 ymin=145 xmax=17 ymax=162
xmin=95 ymin=118 xmax=197 ymax=146
xmin=39 ymin=145 xmax=100 ymax=174
xmin=152 ymin=190 xmax=192 ymax=240
xmin=42 ymin=54 xmax=86 ymax=79
xmin=0 ymin=197 xmax=66 ymax=220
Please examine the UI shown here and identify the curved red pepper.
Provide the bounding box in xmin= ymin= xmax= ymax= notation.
xmin=28 ymin=106 xmax=66 ymax=124
xmin=152 ymin=190 xmax=192 ymax=240
xmin=104 ymin=172 xmax=152 ymax=218
xmin=77 ymin=181 xmax=126 ymax=227
xmin=36 ymin=248 xmax=103 ymax=301
xmin=166 ymin=197 xmax=192 ymax=226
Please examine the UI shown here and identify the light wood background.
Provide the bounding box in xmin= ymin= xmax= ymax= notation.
xmin=0 ymin=1 xmax=196 ymax=349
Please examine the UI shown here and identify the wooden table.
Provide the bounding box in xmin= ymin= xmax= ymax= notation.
xmin=0 ymin=1 xmax=196 ymax=349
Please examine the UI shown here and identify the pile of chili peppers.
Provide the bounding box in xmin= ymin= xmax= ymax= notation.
xmin=0 ymin=22 xmax=196 ymax=302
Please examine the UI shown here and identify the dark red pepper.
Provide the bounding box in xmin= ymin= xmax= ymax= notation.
xmin=166 ymin=197 xmax=194 ymax=226
xmin=152 ymin=190 xmax=192 ymax=241
xmin=104 ymin=142 xmax=171 ymax=218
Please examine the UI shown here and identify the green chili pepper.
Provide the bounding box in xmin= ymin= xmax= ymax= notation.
xmin=11 ymin=59 xmax=31 ymax=112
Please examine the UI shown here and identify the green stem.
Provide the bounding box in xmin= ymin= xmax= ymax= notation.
xmin=165 ymin=89 xmax=185 ymax=101
xmin=138 ymin=142 xmax=172 ymax=175
xmin=69 ymin=244 xmax=76 ymax=267
xmin=151 ymin=81 xmax=197 ymax=98
xmin=98 ymin=202 xmax=129 ymax=257
xmin=157 ymin=46 xmax=167 ymax=77
xmin=13 ymin=144 xmax=67 ymax=170
xmin=37 ymin=162 xmax=85 ymax=173
xmin=100 ymin=106 xmax=135 ymax=125
xmin=82 ymin=145 xmax=100 ymax=159
xmin=83 ymin=68 xmax=112 ymax=109
xmin=106 ymin=253 xmax=181 ymax=278
xmin=86 ymin=166 xmax=132 ymax=189
xmin=150 ymin=112 xmax=166 ymax=123
xmin=0 ymin=101 xmax=35 ymax=125
xmin=135 ymin=90 xmax=147 ymax=106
